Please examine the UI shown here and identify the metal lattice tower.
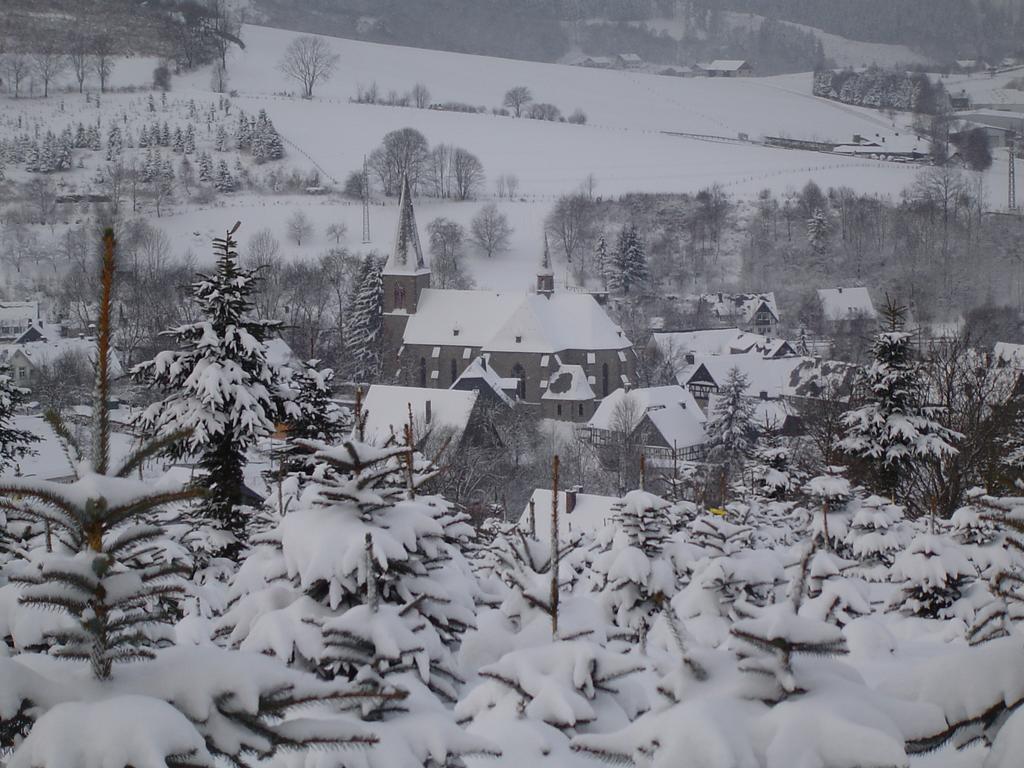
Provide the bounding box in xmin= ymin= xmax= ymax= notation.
xmin=1010 ymin=135 xmax=1018 ymax=211
xmin=361 ymin=155 xmax=371 ymax=244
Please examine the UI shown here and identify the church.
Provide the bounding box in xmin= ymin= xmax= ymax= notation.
xmin=382 ymin=178 xmax=638 ymax=422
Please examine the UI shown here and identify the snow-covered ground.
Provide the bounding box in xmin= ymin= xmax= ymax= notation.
xmin=642 ymin=11 xmax=934 ymax=69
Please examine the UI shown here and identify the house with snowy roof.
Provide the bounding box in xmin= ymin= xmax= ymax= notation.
xmin=614 ymin=53 xmax=644 ymax=69
xmin=693 ymin=292 xmax=780 ymax=335
xmin=0 ymin=333 xmax=123 ymax=388
xmin=700 ymin=60 xmax=753 ymax=77
xmin=382 ymin=178 xmax=637 ymax=422
xmin=519 ymin=487 xmax=623 ymax=541
xmin=684 ymin=353 xmax=805 ymax=407
xmin=0 ymin=301 xmax=42 ymax=341
xmin=816 ymin=287 xmax=877 ymax=330
xmin=585 ymin=385 xmax=708 ymax=463
xmin=649 ymin=328 xmax=795 ymax=383
xmin=360 ymin=384 xmax=499 ymax=460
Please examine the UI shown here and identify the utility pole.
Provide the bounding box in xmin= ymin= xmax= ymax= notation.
xmin=362 ymin=154 xmax=371 ymax=243
xmin=1009 ymin=134 xmax=1018 ymax=211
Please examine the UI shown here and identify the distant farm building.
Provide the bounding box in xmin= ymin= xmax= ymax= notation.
xmin=615 ymin=53 xmax=644 ymax=69
xmin=700 ymin=60 xmax=753 ymax=77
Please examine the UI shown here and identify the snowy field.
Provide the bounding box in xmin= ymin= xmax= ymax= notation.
xmin=0 ymin=24 xmax=996 ymax=290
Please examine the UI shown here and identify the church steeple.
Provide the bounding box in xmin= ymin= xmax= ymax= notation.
xmin=537 ymin=233 xmax=554 ymax=297
xmin=384 ymin=175 xmax=427 ymax=275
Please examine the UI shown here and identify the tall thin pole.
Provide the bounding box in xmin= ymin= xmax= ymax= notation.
xmin=362 ymin=155 xmax=371 ymax=243
xmin=550 ymin=454 xmax=560 ymax=639
xmin=1009 ymin=135 xmax=1018 ymax=211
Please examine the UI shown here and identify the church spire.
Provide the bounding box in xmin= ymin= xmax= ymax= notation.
xmin=385 ymin=174 xmax=426 ymax=275
xmin=537 ymin=233 xmax=555 ymax=297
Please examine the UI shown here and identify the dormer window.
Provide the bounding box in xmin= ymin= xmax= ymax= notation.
xmin=515 ymin=335 xmax=522 ymax=344
xmin=453 ymin=328 xmax=460 ymax=337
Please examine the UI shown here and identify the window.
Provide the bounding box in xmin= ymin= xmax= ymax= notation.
xmin=419 ymin=358 xmax=427 ymax=388
xmin=450 ymin=359 xmax=458 ymax=385
xmin=578 ymin=403 xmax=584 ymax=417
xmin=602 ymin=363 xmax=609 ymax=397
xmin=394 ymin=283 xmax=406 ymax=309
xmin=515 ymin=335 xmax=523 ymax=344
xmin=431 ymin=346 xmax=441 ymax=358
xmin=557 ymin=404 xmax=563 ymax=417
xmin=512 ymin=363 xmax=527 ymax=400
xmin=587 ymin=352 xmax=596 ymax=365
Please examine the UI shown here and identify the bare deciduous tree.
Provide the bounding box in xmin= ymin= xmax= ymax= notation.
xmin=412 ymin=82 xmax=430 ymax=108
xmin=286 ymin=211 xmax=313 ymax=245
xmin=325 ymin=222 xmax=347 ymax=244
xmin=451 ymin=148 xmax=485 ymax=201
xmin=368 ymin=127 xmax=430 ymax=196
xmin=278 ymin=35 xmax=340 ymax=98
xmin=91 ymin=35 xmax=115 ymax=92
xmin=470 ymin=203 xmax=513 ymax=258
xmin=3 ymin=52 xmax=31 ymax=98
xmin=32 ymin=47 xmax=66 ymax=98
xmin=503 ymin=85 xmax=532 ymax=117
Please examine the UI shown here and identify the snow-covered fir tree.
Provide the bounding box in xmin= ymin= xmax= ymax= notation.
xmin=0 ymin=231 xmax=388 ymax=768
xmin=703 ymin=367 xmax=758 ymax=501
xmin=806 ymin=206 xmax=830 ymax=258
xmin=0 ymin=362 xmax=37 ymax=472
xmin=608 ymin=224 xmax=648 ymax=294
xmin=133 ymin=224 xmax=284 ymax=558
xmin=217 ymin=438 xmax=492 ymax=766
xmin=343 ymin=254 xmax=384 ymax=382
xmin=840 ymin=301 xmax=957 ymax=501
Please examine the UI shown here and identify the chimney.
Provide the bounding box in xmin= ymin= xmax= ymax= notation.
xmin=566 ymin=485 xmax=581 ymax=515
xmin=425 ymin=400 xmax=432 ymax=425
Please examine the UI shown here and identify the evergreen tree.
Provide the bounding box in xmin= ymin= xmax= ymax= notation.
xmin=215 ymin=159 xmax=236 ymax=192
xmin=594 ymin=232 xmax=609 ymax=288
xmin=276 ymin=359 xmax=347 ymax=477
xmin=839 ymin=300 xmax=957 ymax=500
xmin=86 ymin=124 xmax=101 ymax=151
xmin=172 ymin=126 xmax=184 ymax=153
xmin=807 ymin=207 xmax=830 ymax=258
xmin=198 ymin=151 xmax=213 ymax=182
xmin=217 ymin=439 xmax=491 ymax=766
xmin=0 ymin=231 xmax=387 ymax=767
xmin=0 ymin=362 xmax=37 ymax=472
xmin=105 ymin=124 xmax=122 ymax=161
xmin=133 ymin=224 xmax=283 ymax=557
xmin=138 ymin=124 xmax=150 ymax=148
xmin=184 ymin=123 xmax=196 ymax=154
xmin=609 ymin=224 xmax=648 ymax=294
xmin=704 ymin=367 xmax=758 ymax=499
xmin=344 ymin=254 xmax=384 ymax=382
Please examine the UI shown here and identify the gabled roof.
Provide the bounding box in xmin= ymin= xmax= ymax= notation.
xmin=704 ymin=59 xmax=751 ymax=71
xmin=403 ymin=290 xmax=632 ymax=354
xmin=817 ymin=287 xmax=877 ymax=321
xmin=383 ymin=175 xmax=428 ymax=277
xmin=589 ymin=385 xmax=707 ymax=449
xmin=696 ymin=292 xmax=778 ymax=324
xmin=0 ymin=301 xmax=39 ymax=323
xmin=519 ymin=488 xmax=623 ymax=541
xmin=686 ymin=353 xmax=806 ymax=399
xmin=361 ymin=385 xmax=478 ymax=446
xmin=452 ymin=355 xmax=515 ymax=406
xmin=543 ymin=364 xmax=595 ymax=401
xmin=1 ymin=336 xmax=123 ymax=378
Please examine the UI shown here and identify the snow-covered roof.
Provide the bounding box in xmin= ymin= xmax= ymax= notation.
xmin=617 ymin=53 xmax=643 ymax=63
xmin=519 ymin=488 xmax=623 ymax=541
xmin=361 ymin=385 xmax=478 ymax=446
xmin=695 ymin=292 xmax=778 ymax=324
xmin=542 ymin=364 xmax=595 ymax=401
xmin=704 ymin=60 xmax=751 ymax=71
xmin=994 ymin=342 xmax=1024 ymax=368
xmin=686 ymin=353 xmax=806 ymax=399
xmin=452 ymin=355 xmax=515 ymax=406
xmin=589 ymin=385 xmax=707 ymax=450
xmin=0 ymin=336 xmax=123 ymax=377
xmin=0 ymin=301 xmax=39 ymax=323
xmin=817 ymin=287 xmax=877 ymax=321
xmin=785 ymin=357 xmax=859 ymax=399
xmin=403 ymin=290 xmax=632 ymax=353
xmin=651 ymin=328 xmax=787 ymax=359
xmin=264 ymin=337 xmax=294 ymax=367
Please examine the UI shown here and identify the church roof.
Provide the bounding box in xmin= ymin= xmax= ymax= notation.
xmin=383 ymin=175 xmax=428 ymax=276
xmin=402 ymin=290 xmax=632 ymax=354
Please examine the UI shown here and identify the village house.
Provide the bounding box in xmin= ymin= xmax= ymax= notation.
xmin=683 ymin=352 xmax=805 ymax=407
xmin=383 ymin=179 xmax=637 ymax=421
xmin=0 ymin=333 xmax=122 ymax=387
xmin=648 ymin=327 xmax=795 ymax=385
xmin=576 ymin=55 xmax=615 ymax=69
xmin=0 ymin=302 xmax=42 ymax=341
xmin=615 ymin=53 xmax=644 ymax=69
xmin=699 ymin=60 xmax=754 ymax=77
xmin=360 ymin=384 xmax=500 ymax=463
xmin=585 ymin=385 xmax=708 ymax=464
xmin=692 ymin=292 xmax=780 ymax=335
xmin=817 ymin=287 xmax=877 ymax=330
xmin=519 ymin=487 xmax=623 ymax=542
